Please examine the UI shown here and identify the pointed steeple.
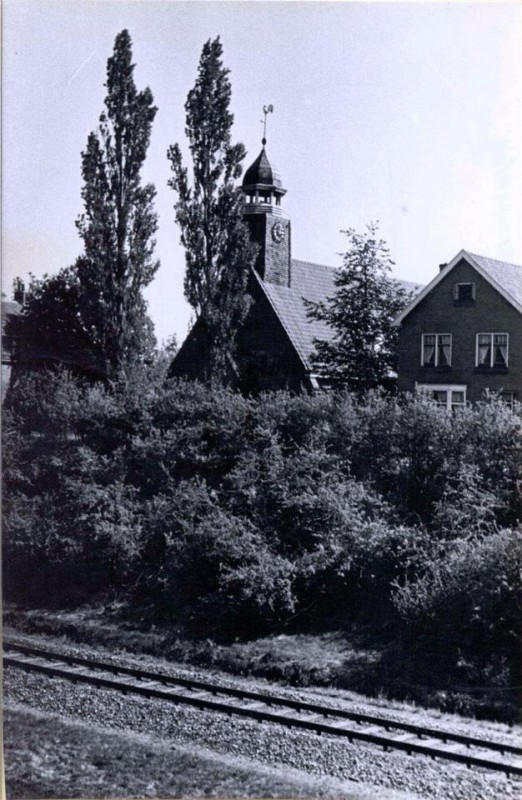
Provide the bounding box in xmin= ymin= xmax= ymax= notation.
xmin=242 ymin=146 xmax=286 ymax=204
xmin=242 ymin=109 xmax=291 ymax=286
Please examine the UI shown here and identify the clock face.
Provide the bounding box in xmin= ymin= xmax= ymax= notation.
xmin=271 ymin=221 xmax=285 ymax=243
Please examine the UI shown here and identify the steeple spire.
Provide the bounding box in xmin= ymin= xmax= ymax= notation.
xmin=242 ymin=107 xmax=291 ymax=287
xmin=242 ymin=104 xmax=285 ymax=201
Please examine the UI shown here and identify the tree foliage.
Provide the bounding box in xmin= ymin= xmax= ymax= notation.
xmin=306 ymin=224 xmax=413 ymax=391
xmin=5 ymin=268 xmax=98 ymax=373
xmin=75 ymin=28 xmax=159 ymax=373
xmin=8 ymin=30 xmax=159 ymax=378
xmin=4 ymin=365 xmax=521 ymax=657
xmin=167 ymin=37 xmax=257 ymax=384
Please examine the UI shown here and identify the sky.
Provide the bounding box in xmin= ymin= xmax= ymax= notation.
xmin=3 ymin=0 xmax=522 ymax=346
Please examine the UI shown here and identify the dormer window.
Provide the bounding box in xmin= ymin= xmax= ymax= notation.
xmin=454 ymin=282 xmax=475 ymax=304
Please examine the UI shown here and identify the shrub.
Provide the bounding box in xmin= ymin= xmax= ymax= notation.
xmin=393 ymin=528 xmax=522 ymax=683
xmin=136 ymin=482 xmax=295 ymax=635
xmin=3 ymin=365 xmax=521 ymax=689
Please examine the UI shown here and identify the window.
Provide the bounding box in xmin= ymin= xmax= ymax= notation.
xmin=422 ymin=334 xmax=452 ymax=367
xmin=501 ymin=392 xmax=517 ymax=410
xmin=417 ymin=384 xmax=467 ymax=411
xmin=476 ymin=333 xmax=508 ymax=368
xmin=454 ymin=283 xmax=475 ymax=303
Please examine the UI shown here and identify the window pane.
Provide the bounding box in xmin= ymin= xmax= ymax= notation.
xmin=438 ymin=335 xmax=451 ymax=366
xmin=433 ymin=391 xmax=447 ymax=405
xmin=477 ymin=334 xmax=491 ymax=366
xmin=493 ymin=334 xmax=508 ymax=366
xmin=422 ymin=335 xmax=436 ymax=365
xmin=501 ymin=392 xmax=514 ymax=409
xmin=457 ymin=283 xmax=474 ymax=301
xmin=451 ymin=391 xmax=465 ymax=404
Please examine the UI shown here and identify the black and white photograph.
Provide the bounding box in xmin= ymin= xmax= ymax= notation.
xmin=2 ymin=1 xmax=522 ymax=798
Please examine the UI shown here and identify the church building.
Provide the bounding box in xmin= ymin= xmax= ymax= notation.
xmin=170 ymin=138 xmax=348 ymax=392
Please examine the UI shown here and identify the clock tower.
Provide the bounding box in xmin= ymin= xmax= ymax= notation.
xmin=242 ymin=138 xmax=292 ymax=287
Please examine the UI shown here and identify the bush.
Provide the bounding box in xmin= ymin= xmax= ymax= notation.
xmin=136 ymin=482 xmax=295 ymax=635
xmin=3 ymin=367 xmax=521 ymax=690
xmin=393 ymin=528 xmax=522 ymax=683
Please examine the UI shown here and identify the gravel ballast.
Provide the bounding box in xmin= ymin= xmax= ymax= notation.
xmin=4 ymin=661 xmax=519 ymax=800
xmin=6 ymin=703 xmax=419 ymax=800
xmin=5 ymin=628 xmax=520 ymax=746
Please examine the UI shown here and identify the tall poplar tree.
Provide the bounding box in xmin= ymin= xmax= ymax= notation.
xmin=306 ymin=224 xmax=413 ymax=391
xmin=8 ymin=31 xmax=159 ymax=378
xmin=167 ymin=37 xmax=257 ymax=384
xmin=76 ymin=29 xmax=159 ymax=373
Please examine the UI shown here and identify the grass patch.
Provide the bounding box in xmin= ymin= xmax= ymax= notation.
xmin=4 ymin=704 xmax=392 ymax=799
xmin=5 ymin=604 xmax=520 ymax=724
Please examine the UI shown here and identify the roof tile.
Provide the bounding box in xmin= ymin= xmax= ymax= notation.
xmin=260 ymin=259 xmax=419 ymax=370
xmin=466 ymin=251 xmax=522 ymax=307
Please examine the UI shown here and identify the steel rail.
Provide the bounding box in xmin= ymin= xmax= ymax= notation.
xmin=4 ymin=641 xmax=522 ymax=777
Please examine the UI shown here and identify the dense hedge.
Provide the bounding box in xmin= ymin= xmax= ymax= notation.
xmin=3 ymin=366 xmax=521 ymax=685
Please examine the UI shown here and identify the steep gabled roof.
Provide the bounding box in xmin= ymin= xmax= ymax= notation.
xmin=393 ymin=249 xmax=522 ymax=326
xmin=257 ymin=260 xmax=335 ymax=370
xmin=468 ymin=252 xmax=522 ymax=308
xmin=258 ymin=260 xmax=420 ymax=371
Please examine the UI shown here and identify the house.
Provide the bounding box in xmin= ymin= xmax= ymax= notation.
xmin=393 ymin=250 xmax=522 ymax=409
xmin=1 ymin=300 xmax=22 ymax=401
xmin=171 ymin=139 xmax=417 ymax=392
xmin=1 ymin=280 xmax=25 ymax=401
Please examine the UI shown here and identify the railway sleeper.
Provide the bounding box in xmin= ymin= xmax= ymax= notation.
xmin=5 ymin=650 xmax=522 ymax=777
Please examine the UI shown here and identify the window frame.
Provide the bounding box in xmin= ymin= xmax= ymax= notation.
xmin=421 ymin=333 xmax=452 ymax=367
xmin=453 ymin=282 xmax=476 ymax=303
xmin=475 ymin=332 xmax=509 ymax=368
xmin=416 ymin=383 xmax=467 ymax=411
xmin=500 ymin=392 xmax=517 ymax=410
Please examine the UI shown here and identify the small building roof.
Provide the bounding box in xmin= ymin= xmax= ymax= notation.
xmin=258 ymin=260 xmax=420 ymax=371
xmin=393 ymin=249 xmax=522 ymax=326
xmin=1 ymin=299 xmax=21 ymax=336
xmin=1 ymin=299 xmax=22 ymax=365
xmin=2 ymin=299 xmax=22 ymax=319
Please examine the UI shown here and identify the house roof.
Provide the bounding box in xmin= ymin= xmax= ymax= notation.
xmin=468 ymin=252 xmax=522 ymax=308
xmin=1 ymin=299 xmax=22 ymax=365
xmin=258 ymin=260 xmax=420 ymax=372
xmin=393 ymin=249 xmax=522 ymax=325
xmin=1 ymin=299 xmax=21 ymax=334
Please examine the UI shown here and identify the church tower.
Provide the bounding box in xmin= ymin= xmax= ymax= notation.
xmin=242 ymin=129 xmax=291 ymax=287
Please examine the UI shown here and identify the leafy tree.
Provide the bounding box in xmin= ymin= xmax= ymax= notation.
xmin=8 ymin=30 xmax=160 ymax=379
xmin=167 ymin=37 xmax=257 ymax=384
xmin=306 ymin=224 xmax=413 ymax=391
xmin=75 ymin=28 xmax=159 ymax=373
xmin=5 ymin=269 xmax=99 ymax=375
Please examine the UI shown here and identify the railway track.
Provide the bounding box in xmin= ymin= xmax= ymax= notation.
xmin=4 ymin=640 xmax=522 ymax=777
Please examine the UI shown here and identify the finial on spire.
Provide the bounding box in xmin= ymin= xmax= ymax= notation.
xmin=262 ymin=104 xmax=274 ymax=145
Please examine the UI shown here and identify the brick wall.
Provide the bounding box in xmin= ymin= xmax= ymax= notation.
xmin=397 ymin=258 xmax=522 ymax=403
xmin=247 ymin=213 xmax=291 ymax=287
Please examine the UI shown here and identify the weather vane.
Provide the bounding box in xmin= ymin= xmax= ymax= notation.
xmin=261 ymin=104 xmax=274 ymax=145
